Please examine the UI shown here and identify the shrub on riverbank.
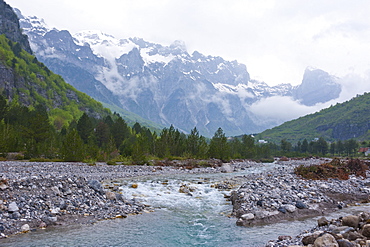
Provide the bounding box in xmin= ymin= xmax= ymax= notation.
xmin=294 ymin=158 xmax=370 ymax=180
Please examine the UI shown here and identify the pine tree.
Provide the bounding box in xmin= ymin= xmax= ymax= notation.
xmin=77 ymin=113 xmax=94 ymax=144
xmin=62 ymin=129 xmax=85 ymax=161
xmin=208 ymin=127 xmax=230 ymax=161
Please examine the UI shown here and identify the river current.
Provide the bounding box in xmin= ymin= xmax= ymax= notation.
xmin=2 ymin=164 xmax=369 ymax=247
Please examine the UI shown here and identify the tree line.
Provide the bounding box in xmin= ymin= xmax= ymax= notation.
xmin=0 ymin=94 xmax=273 ymax=163
xmin=0 ymin=94 xmax=366 ymax=163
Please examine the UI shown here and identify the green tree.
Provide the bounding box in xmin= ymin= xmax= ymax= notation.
xmin=62 ymin=129 xmax=85 ymax=161
xmin=344 ymin=139 xmax=358 ymax=156
xmin=301 ymin=139 xmax=309 ymax=153
xmin=77 ymin=113 xmax=94 ymax=144
xmin=186 ymin=127 xmax=201 ymax=157
xmin=337 ymin=140 xmax=345 ymax=155
xmin=95 ymin=121 xmax=110 ymax=148
xmin=241 ymin=135 xmax=255 ymax=158
xmin=316 ymin=137 xmax=328 ymax=155
xmin=281 ymin=139 xmax=292 ymax=153
xmin=111 ymin=116 xmax=129 ymax=148
xmin=329 ymin=142 xmax=336 ymax=155
xmin=208 ymin=127 xmax=230 ymax=161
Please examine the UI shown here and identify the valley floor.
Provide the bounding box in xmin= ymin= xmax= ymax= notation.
xmin=0 ymin=159 xmax=369 ymax=246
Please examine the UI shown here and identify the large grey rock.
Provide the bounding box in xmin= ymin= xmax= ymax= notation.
xmin=8 ymin=202 xmax=19 ymax=213
xmin=295 ymin=201 xmax=308 ymax=209
xmin=21 ymin=224 xmax=30 ymax=232
xmin=220 ymin=164 xmax=233 ymax=173
xmin=285 ymin=204 xmax=296 ymax=213
xmin=88 ymin=180 xmax=104 ymax=194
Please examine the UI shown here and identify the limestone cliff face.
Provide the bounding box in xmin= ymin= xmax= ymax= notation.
xmin=0 ymin=0 xmax=32 ymax=54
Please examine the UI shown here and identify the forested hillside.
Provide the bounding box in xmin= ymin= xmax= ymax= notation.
xmin=0 ymin=35 xmax=110 ymax=126
xmin=257 ymin=92 xmax=370 ymax=144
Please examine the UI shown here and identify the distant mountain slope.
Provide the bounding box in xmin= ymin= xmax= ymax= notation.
xmin=257 ymin=92 xmax=370 ymax=143
xmin=18 ymin=11 xmax=342 ymax=137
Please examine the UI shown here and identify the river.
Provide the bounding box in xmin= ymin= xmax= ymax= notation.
xmin=1 ymin=163 xmax=369 ymax=246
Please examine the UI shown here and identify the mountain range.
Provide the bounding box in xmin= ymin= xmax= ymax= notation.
xmin=17 ymin=10 xmax=342 ymax=137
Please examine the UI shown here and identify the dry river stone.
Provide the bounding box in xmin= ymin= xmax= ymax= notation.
xmin=342 ymin=215 xmax=360 ymax=228
xmin=21 ymin=224 xmax=30 ymax=232
xmin=240 ymin=213 xmax=254 ymax=220
xmin=8 ymin=202 xmax=19 ymax=212
xmin=361 ymin=224 xmax=370 ymax=237
xmin=314 ymin=233 xmax=339 ymax=247
xmin=106 ymin=191 xmax=116 ymax=200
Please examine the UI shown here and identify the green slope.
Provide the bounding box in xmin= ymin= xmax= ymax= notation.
xmin=102 ymin=102 xmax=164 ymax=133
xmin=257 ymin=93 xmax=370 ymax=144
xmin=0 ymin=34 xmax=110 ymax=126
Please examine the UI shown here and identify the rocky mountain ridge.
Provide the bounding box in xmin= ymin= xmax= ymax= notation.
xmin=18 ymin=11 xmax=342 ymax=136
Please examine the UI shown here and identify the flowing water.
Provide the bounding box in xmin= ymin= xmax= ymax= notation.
xmin=2 ymin=164 xmax=370 ymax=247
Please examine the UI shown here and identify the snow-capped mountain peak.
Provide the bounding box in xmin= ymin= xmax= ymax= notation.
xmin=18 ymin=10 xmax=342 ymax=136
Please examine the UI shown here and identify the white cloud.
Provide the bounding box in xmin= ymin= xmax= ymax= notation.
xmin=7 ymin=0 xmax=370 ymax=88
xmin=248 ymin=96 xmax=333 ymax=124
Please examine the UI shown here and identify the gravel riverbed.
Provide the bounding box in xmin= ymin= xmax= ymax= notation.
xmin=0 ymin=158 xmax=369 ymax=246
xmin=0 ymin=160 xmax=253 ymax=238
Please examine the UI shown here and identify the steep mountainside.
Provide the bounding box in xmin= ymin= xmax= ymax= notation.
xmin=0 ymin=2 xmax=110 ymax=127
xmin=293 ymin=68 xmax=341 ymax=106
xmin=257 ymin=92 xmax=370 ymax=143
xmin=18 ymin=11 xmax=342 ymax=136
xmin=0 ymin=0 xmax=31 ymax=53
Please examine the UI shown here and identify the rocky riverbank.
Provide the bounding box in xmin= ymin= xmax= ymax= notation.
xmin=266 ymin=211 xmax=370 ymax=246
xmin=1 ymin=158 xmax=369 ymax=244
xmin=231 ymin=158 xmax=370 ymax=228
xmin=0 ymin=160 xmax=254 ymax=238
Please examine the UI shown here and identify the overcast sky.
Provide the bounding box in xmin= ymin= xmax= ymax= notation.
xmin=6 ymin=0 xmax=370 ymax=87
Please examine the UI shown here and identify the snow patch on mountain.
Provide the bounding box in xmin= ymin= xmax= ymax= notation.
xmin=18 ymin=10 xmax=343 ymax=137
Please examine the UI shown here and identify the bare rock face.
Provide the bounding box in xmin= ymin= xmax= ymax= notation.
xmin=0 ymin=1 xmax=32 ymax=54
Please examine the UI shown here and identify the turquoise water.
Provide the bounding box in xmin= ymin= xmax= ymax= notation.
xmin=2 ymin=165 xmax=370 ymax=247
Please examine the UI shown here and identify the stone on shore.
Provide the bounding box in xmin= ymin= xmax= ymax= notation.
xmin=240 ymin=213 xmax=254 ymax=220
xmin=88 ymin=180 xmax=104 ymax=194
xmin=285 ymin=205 xmax=296 ymax=213
xmin=361 ymin=224 xmax=370 ymax=237
xmin=336 ymin=239 xmax=356 ymax=247
xmin=220 ymin=164 xmax=233 ymax=173
xmin=295 ymin=201 xmax=308 ymax=209
xmin=106 ymin=191 xmax=117 ymax=200
xmin=8 ymin=202 xmax=19 ymax=213
xmin=20 ymin=224 xmax=30 ymax=232
xmin=318 ymin=217 xmax=329 ymax=227
xmin=314 ymin=233 xmax=338 ymax=247
xmin=342 ymin=215 xmax=359 ymax=228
